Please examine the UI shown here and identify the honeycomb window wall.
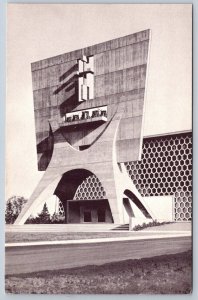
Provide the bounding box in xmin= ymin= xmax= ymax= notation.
xmin=70 ymin=132 xmax=192 ymax=222
xmin=74 ymin=175 xmax=106 ymax=200
xmin=125 ymin=132 xmax=192 ymax=221
xmin=58 ymin=201 xmax=65 ymax=216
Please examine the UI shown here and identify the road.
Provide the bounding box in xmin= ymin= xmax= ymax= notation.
xmin=5 ymin=236 xmax=191 ymax=275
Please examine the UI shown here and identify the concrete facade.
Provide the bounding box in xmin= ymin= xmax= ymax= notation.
xmin=15 ymin=30 xmax=156 ymax=225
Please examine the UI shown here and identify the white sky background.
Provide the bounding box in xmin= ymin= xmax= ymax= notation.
xmin=6 ymin=4 xmax=192 ymax=200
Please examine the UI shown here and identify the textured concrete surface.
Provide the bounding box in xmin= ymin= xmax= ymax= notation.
xmin=32 ymin=29 xmax=150 ymax=170
xmin=15 ymin=110 xmax=154 ymax=225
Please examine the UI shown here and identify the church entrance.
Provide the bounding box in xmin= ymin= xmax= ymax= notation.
xmin=67 ymin=199 xmax=113 ymax=224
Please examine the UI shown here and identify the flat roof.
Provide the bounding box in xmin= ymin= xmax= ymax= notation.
xmin=143 ymin=130 xmax=192 ymax=139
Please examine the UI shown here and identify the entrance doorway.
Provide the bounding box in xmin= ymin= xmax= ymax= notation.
xmin=67 ymin=199 xmax=113 ymax=223
xmin=98 ymin=208 xmax=106 ymax=222
xmin=84 ymin=210 xmax=92 ymax=222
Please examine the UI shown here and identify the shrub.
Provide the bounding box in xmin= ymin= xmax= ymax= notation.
xmin=133 ymin=220 xmax=173 ymax=231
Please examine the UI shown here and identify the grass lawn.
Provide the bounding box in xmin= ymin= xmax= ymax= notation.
xmin=5 ymin=250 xmax=192 ymax=294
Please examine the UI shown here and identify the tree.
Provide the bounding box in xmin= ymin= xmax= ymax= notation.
xmin=5 ymin=201 xmax=14 ymax=224
xmin=37 ymin=203 xmax=51 ymax=223
xmin=5 ymin=196 xmax=28 ymax=224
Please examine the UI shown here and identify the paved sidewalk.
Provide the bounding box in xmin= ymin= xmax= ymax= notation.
xmin=6 ymin=230 xmax=191 ymax=248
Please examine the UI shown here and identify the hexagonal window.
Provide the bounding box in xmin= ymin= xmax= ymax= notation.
xmin=156 ymin=158 xmax=161 ymax=164
xmin=90 ymin=182 xmax=94 ymax=188
xmin=167 ymin=145 xmax=171 ymax=151
xmin=143 ymin=148 xmax=147 ymax=154
xmin=188 ymin=207 xmax=192 ymax=213
xmin=156 ymin=167 xmax=161 ymax=173
xmin=159 ymin=152 xmax=163 ymax=158
xmin=167 ymin=187 xmax=171 ymax=193
xmin=153 ymin=163 xmax=157 ymax=169
xmin=180 ymin=138 xmax=184 ymax=144
xmin=187 ymin=164 xmax=192 ymax=171
xmin=133 ymin=169 xmax=137 ymax=175
xmin=180 ymin=202 xmax=184 ymax=208
xmin=170 ymin=139 xmax=174 ymax=146
xmin=136 ymin=174 xmax=140 ymax=180
xmin=165 ymin=151 xmax=169 ymax=157
xmin=148 ymin=148 xmax=152 ymax=153
xmin=188 ymin=141 xmax=192 ymax=149
xmin=154 ymin=152 xmax=159 ymax=158
xmin=188 ymin=154 xmax=192 ymax=160
xmin=156 ymin=178 xmax=161 ymax=184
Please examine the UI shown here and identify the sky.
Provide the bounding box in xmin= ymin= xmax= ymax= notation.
xmin=6 ymin=4 xmax=192 ymax=200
